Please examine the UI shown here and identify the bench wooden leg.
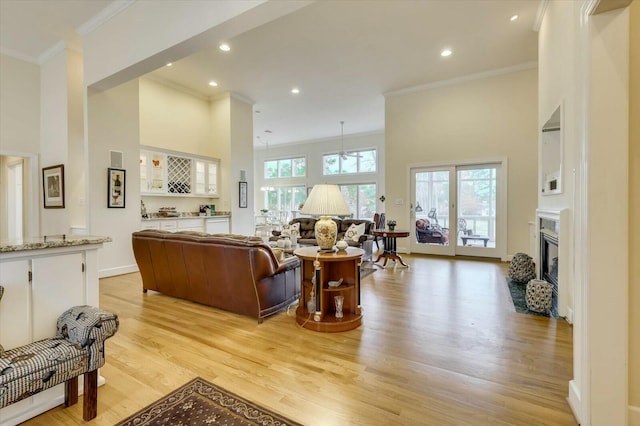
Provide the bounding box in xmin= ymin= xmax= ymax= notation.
xmin=65 ymin=376 xmax=78 ymax=407
xmin=83 ymin=369 xmax=98 ymax=421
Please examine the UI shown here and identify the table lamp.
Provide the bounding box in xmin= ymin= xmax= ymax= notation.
xmin=299 ymin=184 xmax=351 ymax=251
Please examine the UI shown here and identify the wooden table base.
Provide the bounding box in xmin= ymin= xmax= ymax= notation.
xmin=372 ymin=230 xmax=410 ymax=268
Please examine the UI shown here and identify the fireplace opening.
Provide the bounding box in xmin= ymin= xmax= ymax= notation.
xmin=540 ymin=230 xmax=558 ymax=312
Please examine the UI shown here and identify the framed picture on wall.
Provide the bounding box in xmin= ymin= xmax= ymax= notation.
xmin=239 ymin=181 xmax=248 ymax=208
xmin=42 ymin=164 xmax=65 ymax=208
xmin=108 ymin=168 xmax=126 ymax=208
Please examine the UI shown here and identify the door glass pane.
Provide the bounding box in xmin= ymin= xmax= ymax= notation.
xmin=457 ymin=167 xmax=496 ymax=248
xmin=415 ymin=171 xmax=450 ymax=246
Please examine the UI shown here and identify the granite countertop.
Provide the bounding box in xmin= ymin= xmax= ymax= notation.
xmin=0 ymin=235 xmax=112 ymax=253
xmin=141 ymin=213 xmax=230 ymax=221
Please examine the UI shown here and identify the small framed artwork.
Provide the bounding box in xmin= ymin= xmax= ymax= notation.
xmin=108 ymin=168 xmax=126 ymax=208
xmin=42 ymin=164 xmax=65 ymax=208
xmin=239 ymin=181 xmax=248 ymax=208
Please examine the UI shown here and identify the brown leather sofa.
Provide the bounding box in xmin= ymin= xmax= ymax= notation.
xmin=132 ymin=230 xmax=300 ymax=322
xmin=271 ymin=217 xmax=374 ymax=247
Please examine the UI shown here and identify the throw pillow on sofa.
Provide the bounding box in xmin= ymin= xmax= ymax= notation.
xmin=281 ymin=222 xmax=300 ymax=239
xmin=345 ymin=222 xmax=366 ymax=242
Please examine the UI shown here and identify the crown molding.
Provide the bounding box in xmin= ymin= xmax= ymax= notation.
xmin=77 ymin=0 xmax=136 ymax=36
xmin=533 ymin=0 xmax=549 ymax=32
xmin=384 ymin=61 xmax=538 ymax=97
xmin=0 ymin=47 xmax=38 ymax=64
xmin=142 ymin=74 xmax=210 ymax=101
xmin=229 ymin=91 xmax=255 ymax=105
xmin=38 ymin=41 xmax=66 ymax=64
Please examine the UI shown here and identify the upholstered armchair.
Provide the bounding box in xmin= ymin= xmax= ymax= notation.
xmin=415 ymin=218 xmax=449 ymax=244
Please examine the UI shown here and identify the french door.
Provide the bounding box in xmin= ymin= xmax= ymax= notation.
xmin=410 ymin=162 xmax=504 ymax=259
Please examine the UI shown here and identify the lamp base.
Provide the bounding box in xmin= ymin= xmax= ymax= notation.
xmin=317 ymin=247 xmax=336 ymax=253
xmin=314 ymin=216 xmax=338 ymax=251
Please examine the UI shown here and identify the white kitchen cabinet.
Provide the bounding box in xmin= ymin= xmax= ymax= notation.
xmin=140 ymin=220 xmax=160 ymax=230
xmin=160 ymin=220 xmax=178 ymax=231
xmin=140 ymin=147 xmax=220 ymax=198
xmin=140 ymin=150 xmax=167 ymax=194
xmin=178 ymin=218 xmax=205 ymax=232
xmin=206 ymin=217 xmax=230 ymax=234
xmin=194 ymin=159 xmax=219 ymax=197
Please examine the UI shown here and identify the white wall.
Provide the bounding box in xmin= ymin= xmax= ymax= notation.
xmin=67 ymin=49 xmax=86 ymax=231
xmin=0 ymin=54 xmax=40 ymax=240
xmin=40 ymin=52 xmax=70 ymax=235
xmin=0 ymin=54 xmax=40 ymax=154
xmin=229 ymin=95 xmax=255 ymax=235
xmin=385 ymin=68 xmax=538 ymax=256
xmin=139 ymin=78 xmax=213 ymax=155
xmin=87 ymin=80 xmax=142 ymax=277
xmin=588 ymin=7 xmax=630 ymax=425
xmin=253 ymin=131 xmax=385 ymax=215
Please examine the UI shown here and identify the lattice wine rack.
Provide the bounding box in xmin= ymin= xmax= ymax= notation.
xmin=167 ymin=156 xmax=192 ymax=194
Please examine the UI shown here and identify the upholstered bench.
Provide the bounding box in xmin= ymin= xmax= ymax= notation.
xmin=0 ymin=304 xmax=119 ymax=421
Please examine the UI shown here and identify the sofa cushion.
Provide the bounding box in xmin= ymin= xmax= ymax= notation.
xmin=281 ymin=222 xmax=300 ymax=239
xmin=345 ymin=222 xmax=366 ymax=242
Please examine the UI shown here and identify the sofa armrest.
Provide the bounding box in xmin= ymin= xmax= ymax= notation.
xmin=275 ymin=256 xmax=300 ymax=274
xmin=57 ymin=305 xmax=119 ymax=370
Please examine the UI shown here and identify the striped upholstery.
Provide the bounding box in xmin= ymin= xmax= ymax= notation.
xmin=0 ymin=305 xmax=118 ymax=409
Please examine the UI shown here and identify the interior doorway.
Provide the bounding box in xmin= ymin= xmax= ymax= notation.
xmin=410 ymin=161 xmax=506 ymax=259
xmin=7 ymin=159 xmax=23 ymax=240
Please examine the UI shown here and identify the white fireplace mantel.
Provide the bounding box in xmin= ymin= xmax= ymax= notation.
xmin=535 ymin=208 xmax=572 ymax=322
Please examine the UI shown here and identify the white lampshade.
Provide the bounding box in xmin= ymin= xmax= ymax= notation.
xmin=300 ymin=184 xmax=351 ymax=216
xmin=300 ymin=184 xmax=351 ymax=251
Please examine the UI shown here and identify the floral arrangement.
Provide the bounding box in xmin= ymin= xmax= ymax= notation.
xmin=387 ymin=220 xmax=397 ymax=230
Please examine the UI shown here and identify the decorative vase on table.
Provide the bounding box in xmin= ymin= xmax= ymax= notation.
xmin=334 ymin=295 xmax=344 ymax=319
xmin=388 ymin=225 xmax=396 ymax=231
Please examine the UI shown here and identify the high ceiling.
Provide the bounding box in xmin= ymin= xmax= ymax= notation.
xmin=0 ymin=0 xmax=540 ymax=146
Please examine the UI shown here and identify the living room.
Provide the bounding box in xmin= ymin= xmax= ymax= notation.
xmin=0 ymin=1 xmax=637 ymax=425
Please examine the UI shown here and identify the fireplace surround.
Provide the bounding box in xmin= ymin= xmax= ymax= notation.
xmin=535 ymin=208 xmax=570 ymax=320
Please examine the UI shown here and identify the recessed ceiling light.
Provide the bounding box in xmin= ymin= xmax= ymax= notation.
xmin=219 ymin=43 xmax=231 ymax=52
xmin=208 ymin=81 xmax=218 ymax=87
xmin=291 ymin=88 xmax=300 ymax=94
xmin=510 ymin=14 xmax=519 ymax=21
xmin=166 ymin=63 xmax=172 ymax=67
xmin=441 ymin=49 xmax=452 ymax=57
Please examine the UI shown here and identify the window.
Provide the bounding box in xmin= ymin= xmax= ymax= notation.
xmin=264 ymin=157 xmax=306 ymax=179
xmin=323 ymin=149 xmax=377 ymax=175
xmin=264 ymin=186 xmax=307 ymax=212
xmin=339 ymin=183 xmax=377 ymax=219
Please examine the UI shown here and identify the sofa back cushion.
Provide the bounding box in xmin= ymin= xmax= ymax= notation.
xmin=292 ymin=218 xmax=317 ymax=239
xmin=340 ymin=219 xmax=373 ymax=235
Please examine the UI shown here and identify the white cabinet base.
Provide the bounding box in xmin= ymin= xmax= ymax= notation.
xmin=0 ymin=243 xmax=106 ymax=425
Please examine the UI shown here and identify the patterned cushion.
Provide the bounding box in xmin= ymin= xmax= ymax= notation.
xmin=0 ymin=337 xmax=88 ymax=406
xmin=0 ymin=305 xmax=118 ymax=409
xmin=281 ymin=222 xmax=300 ymax=238
xmin=344 ymin=222 xmax=365 ymax=242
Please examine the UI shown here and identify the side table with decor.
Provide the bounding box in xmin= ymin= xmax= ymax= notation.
xmin=293 ymin=246 xmax=364 ymax=332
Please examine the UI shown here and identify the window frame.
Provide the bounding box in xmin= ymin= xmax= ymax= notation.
xmin=264 ymin=156 xmax=306 ymax=179
xmin=322 ymin=148 xmax=377 ymax=176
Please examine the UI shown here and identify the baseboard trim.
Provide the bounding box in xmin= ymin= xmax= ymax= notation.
xmin=565 ymin=307 xmax=574 ymax=324
xmin=99 ymin=264 xmax=138 ymax=278
xmin=629 ymin=405 xmax=640 ymax=426
xmin=568 ymin=379 xmax=582 ymax=425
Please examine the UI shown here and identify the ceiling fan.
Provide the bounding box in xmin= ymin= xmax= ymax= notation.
xmin=338 ymin=121 xmax=361 ymax=160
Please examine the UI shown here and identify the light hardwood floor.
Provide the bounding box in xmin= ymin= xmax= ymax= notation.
xmin=24 ymin=253 xmax=577 ymax=425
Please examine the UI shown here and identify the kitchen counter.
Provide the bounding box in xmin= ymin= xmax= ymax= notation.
xmin=0 ymin=235 xmax=112 ymax=253
xmin=141 ymin=213 xmax=230 ymax=221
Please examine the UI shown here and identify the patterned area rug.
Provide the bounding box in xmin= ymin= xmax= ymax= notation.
xmin=506 ymin=277 xmax=559 ymax=318
xmin=115 ymin=377 xmax=301 ymax=426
